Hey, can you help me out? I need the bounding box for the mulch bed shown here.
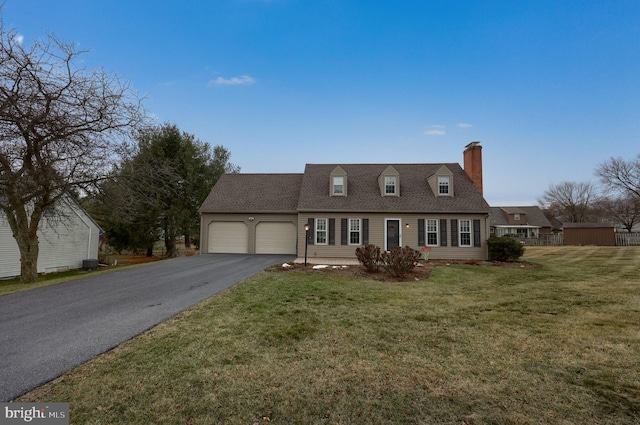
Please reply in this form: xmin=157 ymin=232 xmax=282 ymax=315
xmin=269 ymin=259 xmax=539 ymax=283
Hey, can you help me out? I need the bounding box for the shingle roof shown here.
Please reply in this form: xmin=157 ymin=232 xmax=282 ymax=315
xmin=489 ymin=206 xmax=552 ymax=227
xmin=297 ymin=163 xmax=490 ymax=213
xmin=199 ymin=173 xmax=303 ymax=213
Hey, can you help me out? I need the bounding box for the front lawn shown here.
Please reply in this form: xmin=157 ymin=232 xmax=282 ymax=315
xmin=19 ymin=246 xmax=640 ymax=424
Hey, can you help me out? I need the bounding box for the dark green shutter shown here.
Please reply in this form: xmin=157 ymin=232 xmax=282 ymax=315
xmin=473 ymin=219 xmax=481 ymax=247
xmin=307 ymin=218 xmax=314 ymax=245
xmin=451 ymin=219 xmax=458 ymax=247
xmin=362 ymin=218 xmax=369 ymax=245
xmin=329 ymin=218 xmax=336 ymax=245
xmin=440 ymin=219 xmax=447 ymax=247
xmin=418 ymin=219 xmax=425 ymax=246
xmin=341 ymin=218 xmax=348 ymax=245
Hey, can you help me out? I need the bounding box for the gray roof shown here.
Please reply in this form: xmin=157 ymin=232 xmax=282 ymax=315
xmin=489 ymin=206 xmax=552 ymax=227
xmin=201 ymin=163 xmax=491 ymax=215
xmin=199 ymin=173 xmax=303 ymax=213
xmin=297 ymin=163 xmax=489 ymax=213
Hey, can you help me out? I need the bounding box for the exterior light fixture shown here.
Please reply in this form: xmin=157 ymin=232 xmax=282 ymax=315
xmin=248 ymin=216 xmax=255 ymax=221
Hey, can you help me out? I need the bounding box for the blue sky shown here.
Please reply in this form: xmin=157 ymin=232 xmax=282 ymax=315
xmin=4 ymin=0 xmax=639 ymax=205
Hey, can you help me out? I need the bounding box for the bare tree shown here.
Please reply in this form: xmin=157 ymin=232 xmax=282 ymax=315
xmin=597 ymin=195 xmax=640 ymax=232
xmin=0 ymin=19 xmax=144 ymax=283
xmin=596 ymin=155 xmax=640 ymax=199
xmin=538 ymin=181 xmax=599 ymax=223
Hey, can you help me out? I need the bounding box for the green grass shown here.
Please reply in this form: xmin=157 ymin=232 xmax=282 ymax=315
xmin=0 ymin=255 xmax=162 ymax=296
xmin=19 ymin=246 xmax=640 ymax=424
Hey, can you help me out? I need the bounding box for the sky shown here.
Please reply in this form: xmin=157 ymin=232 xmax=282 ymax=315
xmin=3 ymin=0 xmax=639 ymax=206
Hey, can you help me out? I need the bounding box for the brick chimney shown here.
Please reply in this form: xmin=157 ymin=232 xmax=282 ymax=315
xmin=463 ymin=141 xmax=483 ymax=195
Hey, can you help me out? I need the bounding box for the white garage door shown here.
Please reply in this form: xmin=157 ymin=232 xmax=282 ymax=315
xmin=208 ymin=222 xmax=248 ymax=253
xmin=255 ymin=222 xmax=297 ymax=254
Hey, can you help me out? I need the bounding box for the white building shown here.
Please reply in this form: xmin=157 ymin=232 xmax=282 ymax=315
xmin=0 ymin=199 xmax=102 ymax=279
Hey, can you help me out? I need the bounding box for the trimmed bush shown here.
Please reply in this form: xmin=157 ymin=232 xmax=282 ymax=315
xmin=355 ymin=244 xmax=382 ymax=273
xmin=381 ymin=246 xmax=422 ymax=278
xmin=487 ymin=236 xmax=526 ymax=262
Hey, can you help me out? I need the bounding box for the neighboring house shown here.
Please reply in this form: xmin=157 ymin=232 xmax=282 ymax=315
xmin=0 ymin=198 xmax=102 ymax=279
xmin=488 ymin=206 xmax=552 ymax=238
xmin=199 ymin=142 xmax=491 ymax=261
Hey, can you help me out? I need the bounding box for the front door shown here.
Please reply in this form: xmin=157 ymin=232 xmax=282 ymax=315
xmin=385 ymin=219 xmax=401 ymax=251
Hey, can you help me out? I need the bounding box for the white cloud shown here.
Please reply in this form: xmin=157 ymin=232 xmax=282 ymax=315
xmin=424 ymin=125 xmax=446 ymax=136
xmin=208 ymin=75 xmax=255 ymax=86
xmin=13 ymin=34 xmax=24 ymax=45
xmin=456 ymin=122 xmax=473 ymax=128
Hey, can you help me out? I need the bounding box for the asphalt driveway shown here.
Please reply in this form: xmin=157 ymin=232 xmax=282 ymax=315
xmin=0 ymin=254 xmax=294 ymax=401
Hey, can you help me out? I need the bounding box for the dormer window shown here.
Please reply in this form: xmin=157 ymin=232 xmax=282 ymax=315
xmin=330 ymin=166 xmax=347 ymax=196
xmin=379 ymin=165 xmax=400 ymax=197
xmin=385 ymin=176 xmax=397 ymax=195
xmin=438 ymin=176 xmax=450 ymax=195
xmin=333 ymin=176 xmax=344 ymax=195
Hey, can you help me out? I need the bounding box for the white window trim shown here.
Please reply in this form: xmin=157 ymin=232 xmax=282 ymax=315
xmin=459 ymin=219 xmax=472 ymax=247
xmin=437 ymin=175 xmax=451 ymax=196
xmin=348 ymin=218 xmax=361 ymax=246
xmin=315 ymin=218 xmax=328 ymax=245
xmin=332 ymin=176 xmax=345 ymax=196
xmin=426 ymin=218 xmax=439 ymax=246
xmin=384 ymin=175 xmax=397 ymax=195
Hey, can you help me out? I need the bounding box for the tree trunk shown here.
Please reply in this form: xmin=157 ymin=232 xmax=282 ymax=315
xmin=17 ymin=234 xmax=40 ymax=284
xmin=164 ymin=220 xmax=178 ymax=258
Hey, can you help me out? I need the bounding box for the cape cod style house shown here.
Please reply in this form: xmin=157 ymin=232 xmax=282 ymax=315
xmin=199 ymin=142 xmax=491 ymax=261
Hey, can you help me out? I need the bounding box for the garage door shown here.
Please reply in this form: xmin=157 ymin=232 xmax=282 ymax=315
xmin=255 ymin=222 xmax=297 ymax=254
xmin=208 ymin=222 xmax=248 ymax=253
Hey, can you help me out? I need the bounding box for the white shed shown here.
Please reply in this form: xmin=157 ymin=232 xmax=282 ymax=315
xmin=0 ymin=199 xmax=102 ymax=279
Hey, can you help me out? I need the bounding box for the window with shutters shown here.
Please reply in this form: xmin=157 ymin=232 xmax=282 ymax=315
xmin=349 ymin=218 xmax=361 ymax=245
xmin=459 ymin=219 xmax=472 ymax=247
xmin=426 ymin=219 xmax=438 ymax=246
xmin=315 ymin=218 xmax=328 ymax=245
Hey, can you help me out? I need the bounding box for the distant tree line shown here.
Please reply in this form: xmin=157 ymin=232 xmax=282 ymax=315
xmin=539 ymin=155 xmax=640 ymax=231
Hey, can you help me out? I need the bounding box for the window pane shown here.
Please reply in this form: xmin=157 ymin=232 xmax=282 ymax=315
xmin=385 ymin=176 xmax=396 ymax=194
xmin=316 ymin=218 xmax=327 ymax=244
xmin=333 ymin=176 xmax=344 ymax=194
xmin=438 ymin=176 xmax=449 ymax=194
xmin=460 ymin=219 xmax=471 ymax=246
xmin=426 ymin=219 xmax=438 ymax=246
xmin=349 ymin=219 xmax=360 ymax=244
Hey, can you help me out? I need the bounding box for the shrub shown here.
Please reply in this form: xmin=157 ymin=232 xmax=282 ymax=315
xmin=487 ymin=236 xmax=526 ymax=262
xmin=355 ymin=244 xmax=382 ymax=273
xmin=381 ymin=246 xmax=422 ymax=278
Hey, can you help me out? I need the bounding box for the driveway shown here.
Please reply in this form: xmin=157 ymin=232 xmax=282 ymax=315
xmin=0 ymin=254 xmax=294 ymax=401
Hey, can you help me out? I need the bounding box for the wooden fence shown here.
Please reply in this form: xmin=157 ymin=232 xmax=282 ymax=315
xmin=522 ymin=234 xmax=563 ymax=246
xmin=615 ymin=233 xmax=640 ymax=246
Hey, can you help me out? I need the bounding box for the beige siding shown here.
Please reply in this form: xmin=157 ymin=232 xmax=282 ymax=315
xmin=200 ymin=213 xmax=298 ymax=254
xmin=298 ymin=213 xmax=489 ymax=261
